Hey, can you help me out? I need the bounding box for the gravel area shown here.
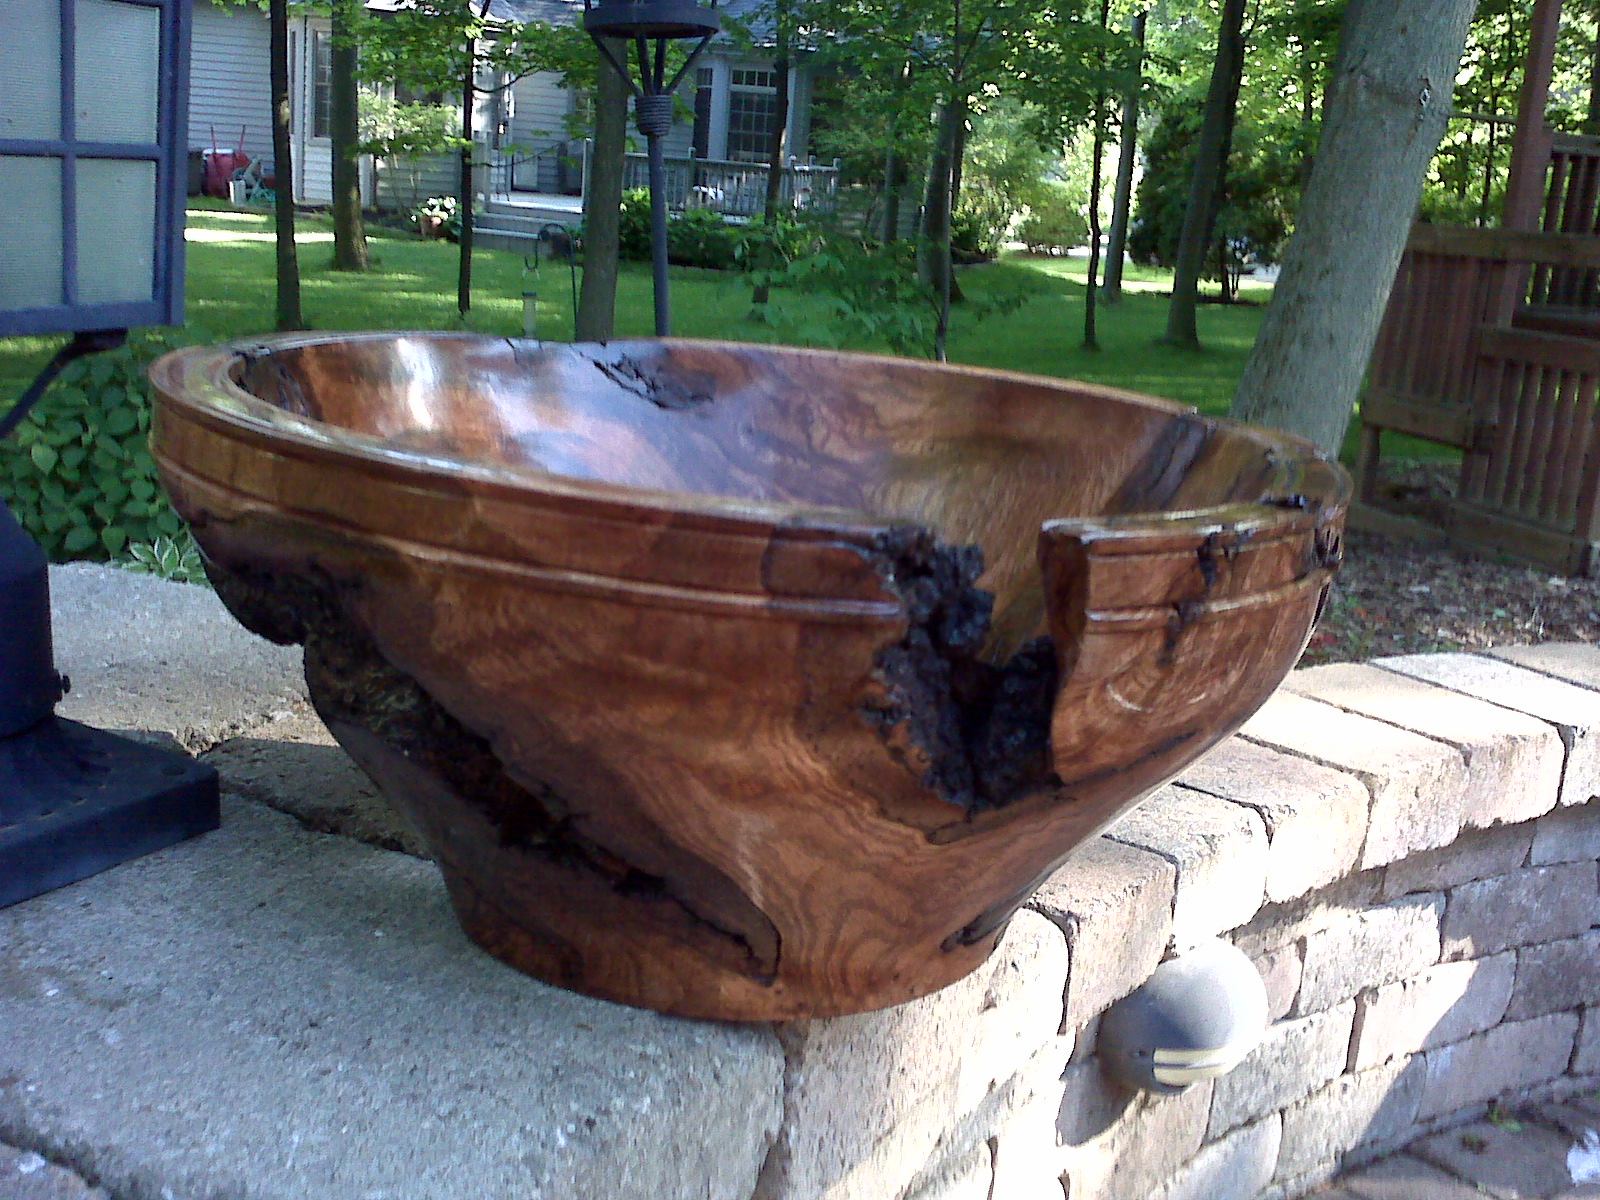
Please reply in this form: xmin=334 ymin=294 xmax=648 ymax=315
xmin=1307 ymin=461 xmax=1600 ymax=664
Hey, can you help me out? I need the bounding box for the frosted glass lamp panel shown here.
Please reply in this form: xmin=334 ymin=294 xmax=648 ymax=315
xmin=76 ymin=0 xmax=161 ymax=144
xmin=0 ymin=158 xmax=65 ymax=310
xmin=77 ymin=159 xmax=156 ymax=304
xmin=0 ymin=0 xmax=63 ymax=141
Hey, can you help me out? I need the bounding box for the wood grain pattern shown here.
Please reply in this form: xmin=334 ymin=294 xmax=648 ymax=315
xmin=147 ymin=334 xmax=1348 ymax=1020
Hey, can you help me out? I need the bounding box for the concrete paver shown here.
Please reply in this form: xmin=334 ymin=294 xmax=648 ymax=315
xmin=47 ymin=563 xmax=304 ymax=748
xmin=0 ymin=798 xmax=785 ymax=1200
xmin=0 ymin=1144 xmax=106 ymax=1200
xmin=1339 ymin=1152 xmax=1492 ymax=1199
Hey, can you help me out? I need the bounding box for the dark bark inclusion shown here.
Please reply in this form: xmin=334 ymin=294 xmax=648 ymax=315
xmin=203 ymin=558 xmax=782 ymax=986
xmin=861 ymin=526 xmax=1061 ymax=814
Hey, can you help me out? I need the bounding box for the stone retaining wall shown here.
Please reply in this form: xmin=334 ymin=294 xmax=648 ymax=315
xmin=2 ymin=566 xmax=1597 ymax=1200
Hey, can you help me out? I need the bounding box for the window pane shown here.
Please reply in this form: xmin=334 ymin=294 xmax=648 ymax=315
xmin=76 ymin=0 xmax=161 ymax=144
xmin=77 ymin=158 xmax=155 ymax=304
xmin=312 ymin=31 xmax=332 ymax=139
xmin=727 ymin=90 xmax=776 ymax=162
xmin=0 ymin=156 xmax=64 ymax=309
xmin=0 ymin=0 xmax=62 ymax=141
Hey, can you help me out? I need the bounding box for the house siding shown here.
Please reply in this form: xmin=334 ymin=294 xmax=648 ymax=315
xmin=187 ymin=0 xmax=273 ymax=171
xmin=507 ymin=70 xmax=575 ymax=192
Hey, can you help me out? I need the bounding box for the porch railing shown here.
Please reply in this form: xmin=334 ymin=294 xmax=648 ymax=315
xmin=486 ymin=140 xmax=839 ymax=218
xmin=618 ymin=153 xmax=840 ymax=218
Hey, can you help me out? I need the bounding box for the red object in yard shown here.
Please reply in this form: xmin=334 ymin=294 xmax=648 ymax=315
xmin=203 ymin=126 xmax=250 ymax=198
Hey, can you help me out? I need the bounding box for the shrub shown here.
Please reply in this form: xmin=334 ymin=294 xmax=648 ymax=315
xmin=1018 ymin=186 xmax=1088 ymax=256
xmin=0 ymin=331 xmax=191 ymax=562
xmin=669 ymin=206 xmax=740 ymax=270
xmin=615 ymin=189 xmax=749 ymax=272
xmin=618 ymin=188 xmax=653 ymax=260
xmin=951 ymin=194 xmax=1013 ymax=264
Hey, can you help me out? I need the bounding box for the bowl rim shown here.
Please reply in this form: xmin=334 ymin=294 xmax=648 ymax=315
xmin=147 ymin=332 xmax=1351 ymax=542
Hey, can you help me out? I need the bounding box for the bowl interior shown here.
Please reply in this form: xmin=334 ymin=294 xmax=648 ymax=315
xmin=224 ymin=335 xmax=1319 ymax=656
xmin=233 ymin=335 xmax=1294 ymax=525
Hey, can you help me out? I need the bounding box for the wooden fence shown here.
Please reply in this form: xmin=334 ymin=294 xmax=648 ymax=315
xmin=1365 ymin=222 xmax=1600 ymax=575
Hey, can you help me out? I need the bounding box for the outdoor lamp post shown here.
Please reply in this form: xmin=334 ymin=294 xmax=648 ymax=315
xmin=0 ymin=0 xmax=219 ymax=908
xmin=582 ymin=0 xmax=722 ymax=337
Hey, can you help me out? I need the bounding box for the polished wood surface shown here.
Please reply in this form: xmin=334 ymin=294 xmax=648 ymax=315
xmin=148 ymin=334 xmax=1348 ymax=1020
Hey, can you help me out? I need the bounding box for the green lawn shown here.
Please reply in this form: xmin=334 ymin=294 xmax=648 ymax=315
xmin=0 ymin=205 xmax=1273 ymax=416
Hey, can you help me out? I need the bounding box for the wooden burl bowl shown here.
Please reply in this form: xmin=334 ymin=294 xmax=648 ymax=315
xmin=148 ymin=334 xmax=1349 ymax=1021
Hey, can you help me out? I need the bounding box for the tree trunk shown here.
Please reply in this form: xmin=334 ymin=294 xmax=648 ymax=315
xmin=1297 ymin=26 xmax=1317 ymax=188
xmin=1084 ymin=109 xmax=1106 ymax=349
xmin=949 ymin=109 xmax=969 ymax=211
xmin=1083 ymin=0 xmax=1111 ymax=348
xmin=1164 ymin=0 xmax=1247 ymax=348
xmin=330 ymin=0 xmax=368 ymax=272
xmin=269 ymin=0 xmax=303 ymax=331
xmin=1588 ymin=21 xmax=1600 ymax=135
xmin=1102 ymin=9 xmax=1146 ymax=305
xmin=753 ymin=26 xmax=792 ymax=308
xmin=1229 ymin=0 xmax=1477 ymax=457
xmin=576 ymin=42 xmax=628 ymax=342
xmin=882 ymin=142 xmax=900 ymax=242
xmin=457 ymin=57 xmax=476 ymax=318
xmin=922 ymin=95 xmax=966 ymax=361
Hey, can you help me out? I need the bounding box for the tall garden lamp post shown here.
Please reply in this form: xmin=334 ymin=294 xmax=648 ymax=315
xmin=0 ymin=0 xmax=219 ymax=908
xmin=582 ymin=0 xmax=722 ymax=337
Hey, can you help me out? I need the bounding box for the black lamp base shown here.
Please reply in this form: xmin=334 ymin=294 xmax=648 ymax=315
xmin=0 ymin=716 xmax=220 ymax=909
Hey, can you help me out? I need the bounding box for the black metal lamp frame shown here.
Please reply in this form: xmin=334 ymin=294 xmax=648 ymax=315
xmin=583 ymin=0 xmax=722 ymax=337
xmin=0 ymin=344 xmax=219 ymax=909
xmin=1 ymin=0 xmax=218 ymax=909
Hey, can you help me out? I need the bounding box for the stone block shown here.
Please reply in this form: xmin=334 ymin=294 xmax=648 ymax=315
xmin=1209 ymin=1001 xmax=1355 ymax=1137
xmin=1104 ymin=785 xmax=1268 ymax=947
xmin=1531 ymin=800 xmax=1600 ymax=865
xmin=1288 ymin=662 xmax=1563 ymax=831
xmin=1418 ymin=1013 xmax=1581 ymax=1121
xmin=0 ymin=1145 xmax=108 ymax=1200
xmin=1507 ymin=932 xmax=1600 ymax=1020
xmin=1578 ymin=1008 xmax=1600 ymax=1074
xmin=1056 ymin=1064 xmax=1213 ymax=1200
xmin=0 ymin=800 xmax=785 ymax=1200
xmin=1297 ymin=895 xmax=1444 ymax=1016
xmin=1232 ymin=873 xmax=1386 ymax=963
xmin=1488 ymin=642 xmax=1600 ymax=691
xmin=1239 ymin=691 xmax=1466 ymax=869
xmin=1149 ymin=1115 xmax=1281 ymax=1200
xmin=1375 ymin=653 xmax=1600 ymax=809
xmin=1412 ymin=1119 xmax=1579 ymax=1198
xmin=1176 ymin=737 xmax=1368 ymax=903
xmin=1253 ymin=942 xmax=1304 ymax=1023
xmin=49 ymin=563 xmax=305 ymax=749
xmin=1440 ymin=862 xmax=1598 ymax=959
xmin=1339 ymin=1152 xmax=1495 ymax=1200
xmin=1277 ymin=1057 xmax=1428 ymax=1181
xmin=758 ymin=910 xmax=1070 ymax=1200
xmin=1380 ymin=824 xmax=1533 ymax=901
xmin=203 ymin=705 xmax=428 ymax=857
xmin=901 ymin=1144 xmax=996 ymax=1200
xmin=1030 ymin=838 xmax=1176 ymax=1031
xmin=1349 ymin=955 xmax=1516 ymax=1072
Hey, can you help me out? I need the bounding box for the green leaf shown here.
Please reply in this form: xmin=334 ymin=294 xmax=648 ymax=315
xmin=100 ymin=526 xmax=128 ymax=555
xmin=30 ymin=444 xmax=58 ymax=474
xmin=62 ymin=525 xmax=97 ymax=554
xmin=104 ymin=407 xmax=138 ymax=437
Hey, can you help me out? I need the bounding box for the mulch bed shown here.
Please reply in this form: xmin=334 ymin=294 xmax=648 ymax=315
xmin=1303 ymin=462 xmax=1600 ymax=664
